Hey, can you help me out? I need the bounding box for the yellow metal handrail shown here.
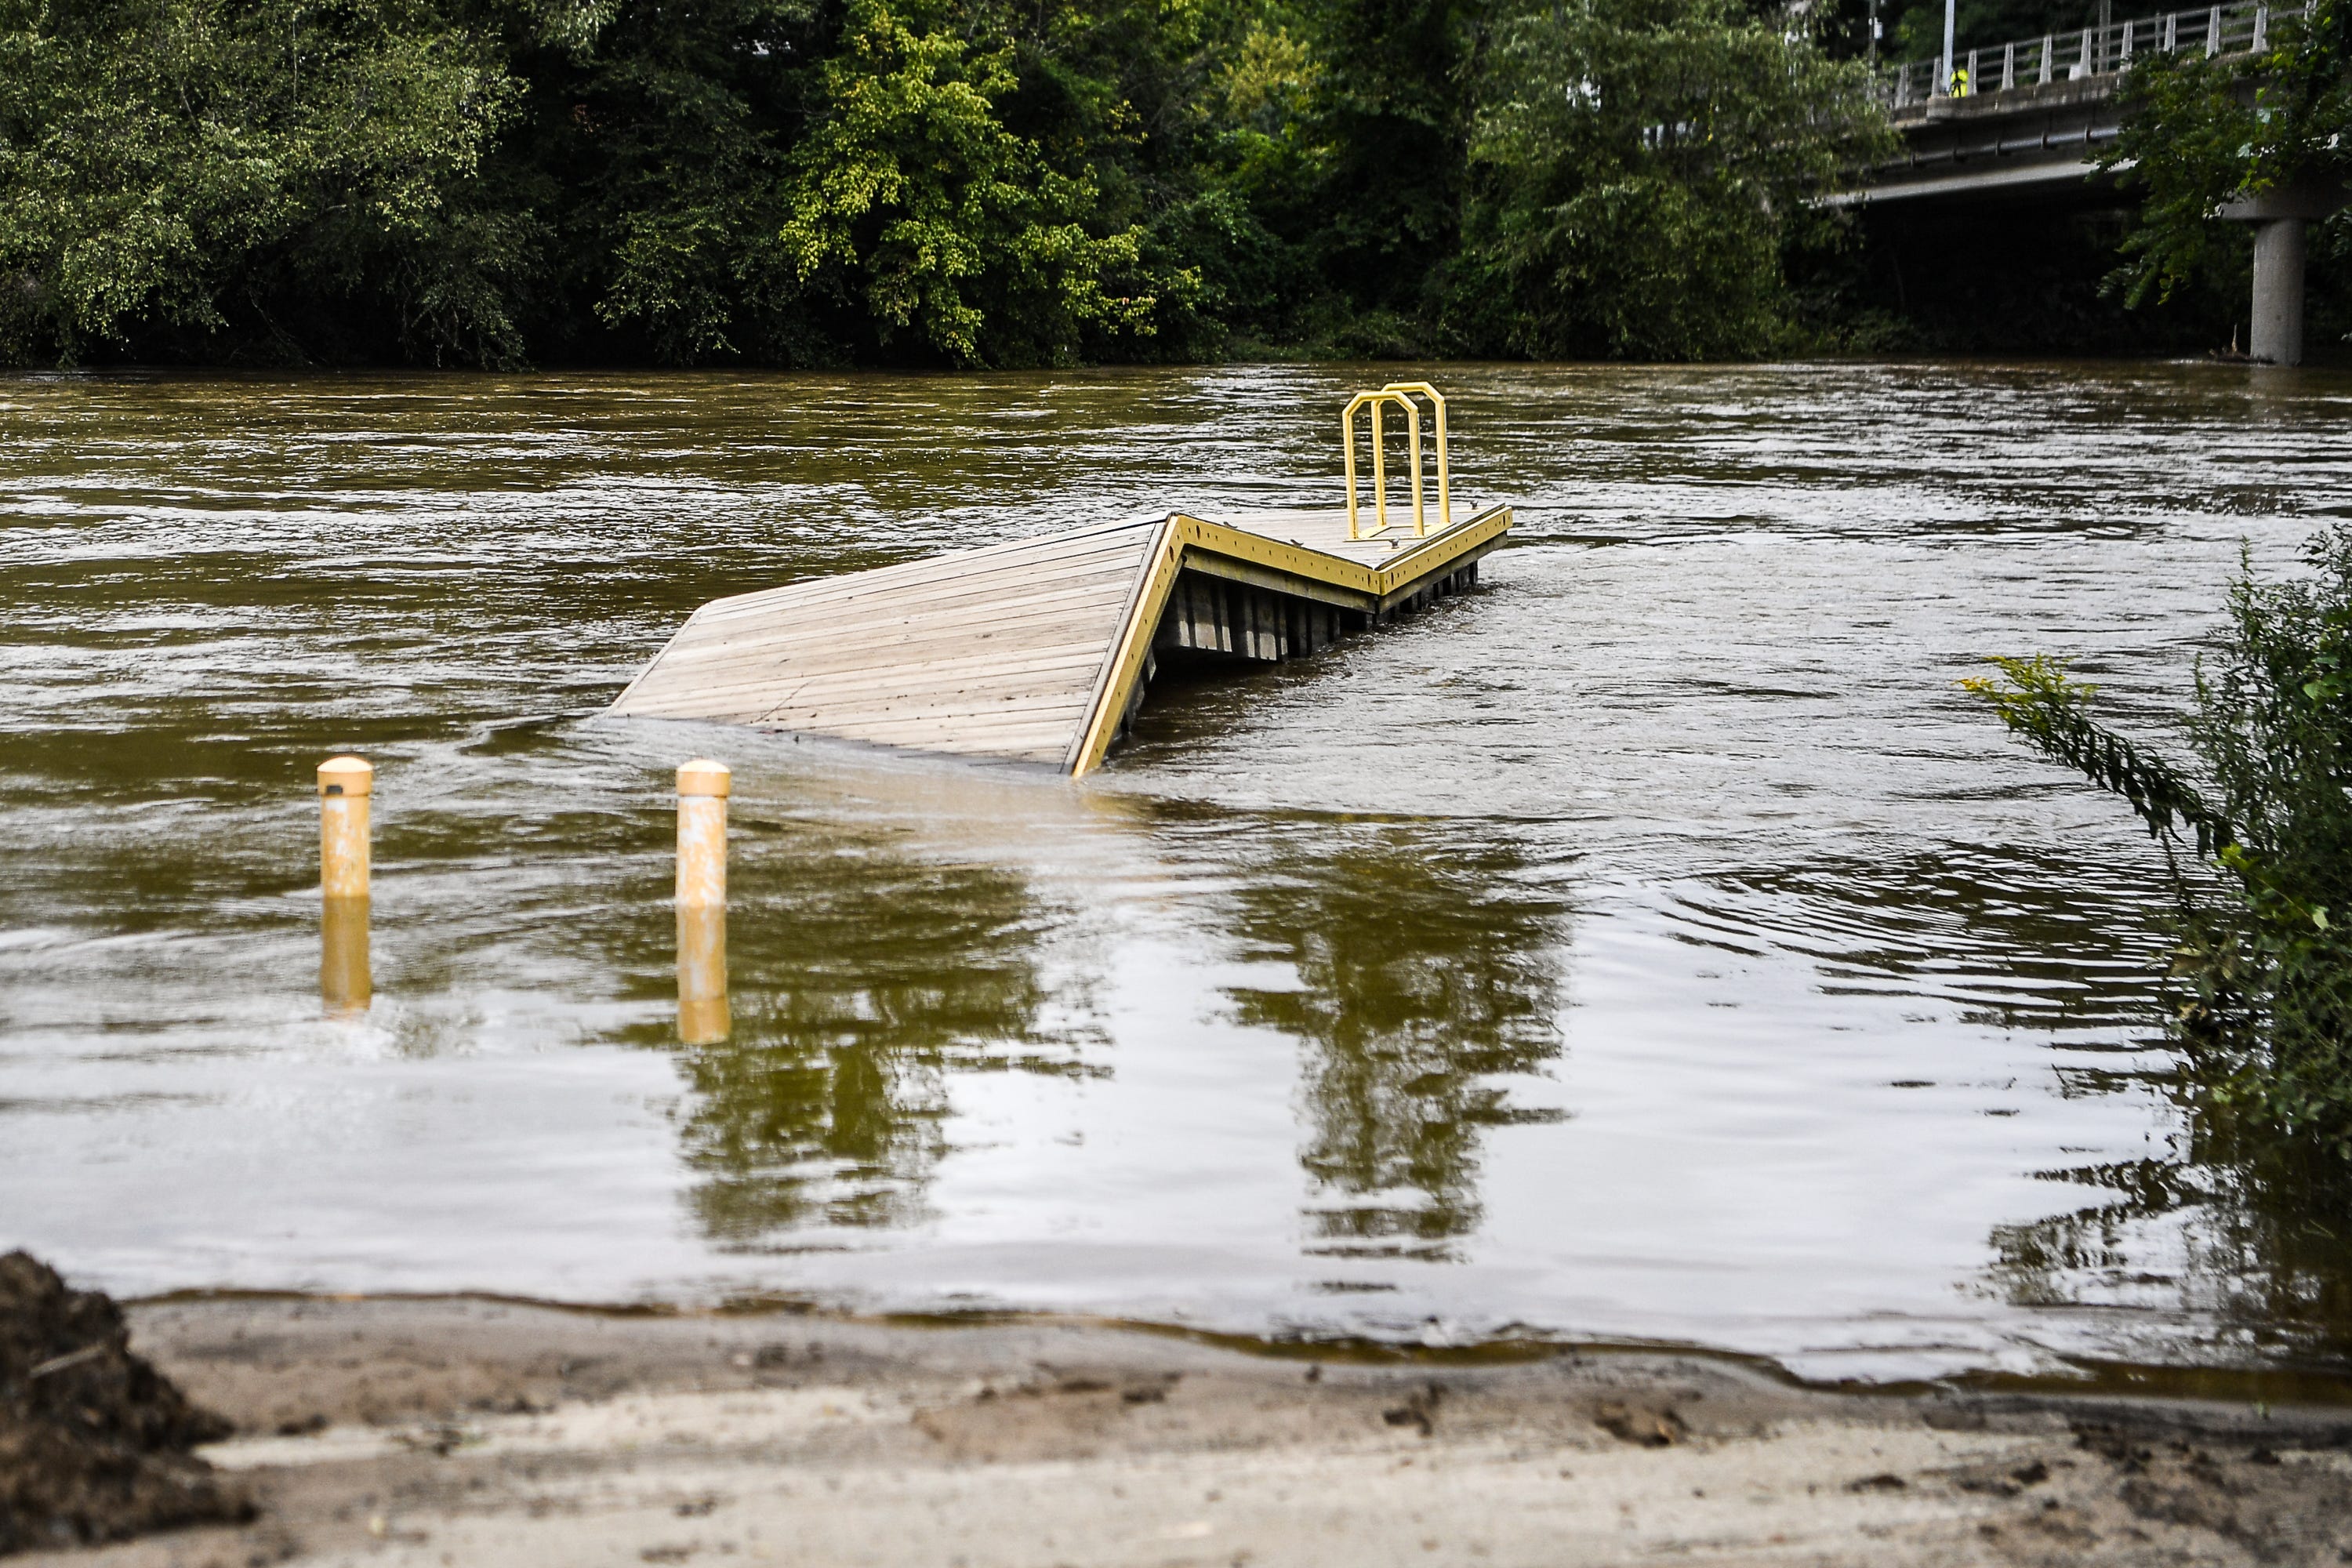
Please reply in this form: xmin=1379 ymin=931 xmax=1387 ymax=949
xmin=1381 ymin=382 xmax=1450 ymax=532
xmin=1342 ymin=390 xmax=1417 ymax=540
xmin=1341 ymin=382 xmax=1451 ymax=541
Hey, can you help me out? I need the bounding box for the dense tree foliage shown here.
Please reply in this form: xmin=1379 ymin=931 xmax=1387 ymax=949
xmin=1457 ymin=0 xmax=1890 ymax=358
xmin=0 ymin=0 xmax=528 ymax=362
xmin=0 ymin=0 xmax=1888 ymax=366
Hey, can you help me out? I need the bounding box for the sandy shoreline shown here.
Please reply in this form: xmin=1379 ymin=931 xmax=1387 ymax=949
xmin=20 ymin=1295 xmax=2352 ymax=1566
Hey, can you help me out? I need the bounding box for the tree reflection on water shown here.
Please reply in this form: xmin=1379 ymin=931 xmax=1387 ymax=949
xmin=1986 ymin=1123 xmax=2352 ymax=1369
xmin=664 ymin=833 xmax=1100 ymax=1244
xmin=1737 ymin=844 xmax=2352 ymax=1369
xmin=1218 ymin=823 xmax=1570 ymax=1259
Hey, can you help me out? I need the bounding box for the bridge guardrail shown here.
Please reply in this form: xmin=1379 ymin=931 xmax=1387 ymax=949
xmin=1872 ymin=0 xmax=2311 ymax=107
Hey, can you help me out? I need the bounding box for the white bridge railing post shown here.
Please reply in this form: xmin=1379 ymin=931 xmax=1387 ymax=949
xmin=1878 ymin=0 xmax=2281 ymax=107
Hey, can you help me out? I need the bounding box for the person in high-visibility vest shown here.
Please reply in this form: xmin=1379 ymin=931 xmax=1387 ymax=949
xmin=1951 ymin=65 xmax=1970 ymax=96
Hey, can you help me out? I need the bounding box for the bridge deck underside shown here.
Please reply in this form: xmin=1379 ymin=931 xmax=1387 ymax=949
xmin=1834 ymin=76 xmax=2125 ymax=207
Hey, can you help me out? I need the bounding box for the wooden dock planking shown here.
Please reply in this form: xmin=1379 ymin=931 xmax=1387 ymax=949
xmin=611 ymin=520 xmax=1160 ymax=755
xmin=689 ymin=548 xmax=1149 ymax=637
xmin=683 ymin=525 xmax=1154 ymax=623
xmin=612 ymin=503 xmax=1511 ymax=775
xmin=642 ymin=593 xmax=1138 ymax=694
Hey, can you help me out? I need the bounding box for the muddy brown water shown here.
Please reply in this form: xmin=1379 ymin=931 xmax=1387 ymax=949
xmin=4 ymin=363 xmax=2350 ymax=1387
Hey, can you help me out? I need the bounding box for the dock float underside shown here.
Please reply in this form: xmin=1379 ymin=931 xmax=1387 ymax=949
xmin=610 ymin=503 xmax=1511 ymax=775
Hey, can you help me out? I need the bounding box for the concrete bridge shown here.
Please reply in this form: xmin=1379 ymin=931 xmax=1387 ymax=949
xmin=1835 ymin=0 xmax=2339 ymax=364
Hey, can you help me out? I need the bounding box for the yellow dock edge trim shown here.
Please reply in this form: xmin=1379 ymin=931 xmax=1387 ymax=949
xmin=1173 ymin=506 xmax=1509 ymax=602
xmin=1065 ymin=516 xmax=1186 ymax=776
xmin=1368 ymin=506 xmax=1512 ymax=599
xmin=1063 ymin=503 xmax=1513 ymax=777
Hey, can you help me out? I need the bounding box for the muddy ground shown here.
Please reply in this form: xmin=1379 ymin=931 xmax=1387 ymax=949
xmin=0 ymin=1255 xmax=248 ymax=1555
xmin=13 ymin=1294 xmax=2352 ymax=1567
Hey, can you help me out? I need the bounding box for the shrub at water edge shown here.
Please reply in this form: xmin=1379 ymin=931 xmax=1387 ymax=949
xmin=1966 ymin=524 xmax=2352 ymax=1159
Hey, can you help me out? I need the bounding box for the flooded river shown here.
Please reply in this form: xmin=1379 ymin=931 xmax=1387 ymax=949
xmin=5 ymin=362 xmax=2350 ymax=1386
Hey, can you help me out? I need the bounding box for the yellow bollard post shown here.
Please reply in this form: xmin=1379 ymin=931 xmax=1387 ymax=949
xmin=676 ymin=759 xmax=730 ymax=1045
xmin=318 ymin=756 xmax=372 ymax=895
xmin=321 ymin=897 xmax=370 ymax=1017
xmin=317 ymin=756 xmax=372 ymax=1016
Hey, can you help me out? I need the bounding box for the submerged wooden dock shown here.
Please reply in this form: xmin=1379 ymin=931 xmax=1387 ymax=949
xmin=612 ymin=384 xmax=1509 ymax=775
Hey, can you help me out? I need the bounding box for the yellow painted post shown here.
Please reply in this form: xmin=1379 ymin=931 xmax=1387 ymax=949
xmin=676 ymin=759 xmax=730 ymax=1045
xmin=317 ymin=756 xmax=372 ymax=1016
xmin=321 ymin=897 xmax=370 ymax=1017
xmin=1341 ymin=390 xmax=1423 ymax=540
xmin=1382 ymin=382 xmax=1449 ymax=532
xmin=318 ymin=756 xmax=372 ymax=896
xmin=1408 ymin=403 xmax=1425 ymax=535
xmin=1343 ymin=402 xmax=1362 ymax=540
xmin=1384 ymin=389 xmax=1426 ymax=535
xmin=677 ymin=759 xmax=728 ymax=906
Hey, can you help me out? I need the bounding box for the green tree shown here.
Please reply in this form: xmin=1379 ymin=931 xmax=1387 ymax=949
xmin=1881 ymin=0 xmax=2100 ymax=69
xmin=776 ymin=0 xmax=1156 ymax=365
xmin=0 ymin=0 xmax=1921 ymax=364
xmin=2101 ymin=0 xmax=2350 ymax=323
xmin=1302 ymin=0 xmax=1483 ymax=333
xmin=1452 ymin=0 xmax=1890 ymax=359
xmin=0 ymin=0 xmax=529 ymax=364
xmin=527 ymin=0 xmax=827 ymax=365
xmin=1017 ymin=1 xmax=1299 ymax=356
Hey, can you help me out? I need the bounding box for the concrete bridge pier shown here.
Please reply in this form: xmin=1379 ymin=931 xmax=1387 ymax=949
xmin=1847 ymin=4 xmax=2347 ymax=365
xmin=2221 ymin=180 xmax=2347 ymax=365
xmin=2249 ymin=217 xmax=2307 ymax=365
